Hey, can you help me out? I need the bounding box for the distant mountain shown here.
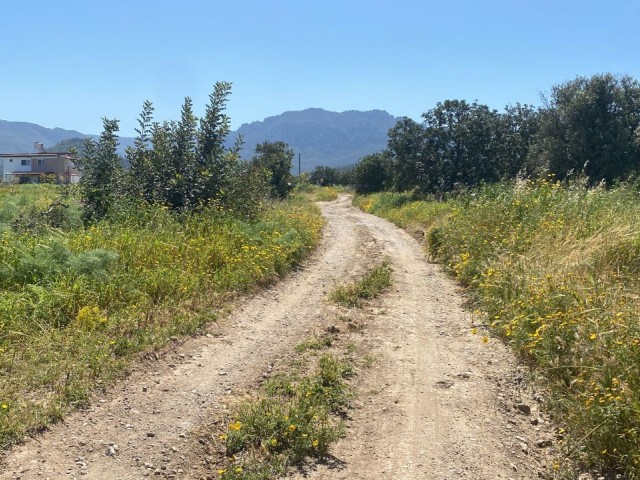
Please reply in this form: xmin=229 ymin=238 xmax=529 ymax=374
xmin=228 ymin=108 xmax=399 ymax=172
xmin=0 ymin=121 xmax=135 ymax=155
xmin=45 ymin=137 xmax=87 ymax=154
xmin=1 ymin=108 xmax=400 ymax=171
xmin=0 ymin=120 xmax=87 ymax=153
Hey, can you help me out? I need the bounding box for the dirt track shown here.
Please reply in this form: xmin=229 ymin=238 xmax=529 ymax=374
xmin=1 ymin=195 xmax=555 ymax=479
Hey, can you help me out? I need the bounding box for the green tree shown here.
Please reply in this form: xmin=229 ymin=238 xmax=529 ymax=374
xmin=496 ymin=103 xmax=540 ymax=177
xmin=194 ymin=81 xmax=242 ymax=206
xmin=76 ymin=118 xmax=123 ymax=222
xmin=388 ymin=101 xmax=536 ymax=195
xmin=166 ymin=97 xmax=198 ymax=209
xmin=387 ymin=118 xmax=427 ymax=192
xmin=80 ymin=81 xmax=273 ymax=219
xmin=252 ymin=141 xmax=294 ymax=198
xmin=536 ymin=74 xmax=640 ymax=183
xmin=126 ymin=100 xmax=155 ymax=202
xmin=309 ymin=166 xmax=339 ymax=186
xmin=421 ymin=100 xmax=502 ymax=192
xmin=354 ymin=152 xmax=392 ymax=194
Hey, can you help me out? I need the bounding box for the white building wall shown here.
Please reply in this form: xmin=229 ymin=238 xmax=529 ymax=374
xmin=5 ymin=158 xmax=33 ymax=173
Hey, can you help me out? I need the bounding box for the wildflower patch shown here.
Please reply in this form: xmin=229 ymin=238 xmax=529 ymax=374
xmin=356 ymin=180 xmax=640 ymax=476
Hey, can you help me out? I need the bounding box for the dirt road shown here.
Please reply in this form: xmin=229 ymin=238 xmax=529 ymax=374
xmin=1 ymin=195 xmax=554 ymax=479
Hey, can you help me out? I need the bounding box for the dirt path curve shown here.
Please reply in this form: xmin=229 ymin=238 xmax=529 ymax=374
xmin=1 ymin=195 xmax=551 ymax=480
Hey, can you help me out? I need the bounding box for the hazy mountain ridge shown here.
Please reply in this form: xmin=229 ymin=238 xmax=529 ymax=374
xmin=1 ymin=108 xmax=399 ymax=171
xmin=0 ymin=121 xmax=136 ymax=155
xmin=229 ymin=108 xmax=399 ymax=171
xmin=0 ymin=120 xmax=87 ymax=153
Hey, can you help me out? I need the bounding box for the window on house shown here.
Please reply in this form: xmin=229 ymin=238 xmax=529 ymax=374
xmin=37 ymin=159 xmax=45 ymax=166
xmin=21 ymin=159 xmax=31 ymax=166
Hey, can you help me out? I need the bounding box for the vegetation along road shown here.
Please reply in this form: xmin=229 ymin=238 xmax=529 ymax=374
xmin=1 ymin=195 xmax=555 ymax=479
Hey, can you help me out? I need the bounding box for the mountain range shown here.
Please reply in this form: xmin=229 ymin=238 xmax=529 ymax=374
xmin=228 ymin=108 xmax=398 ymax=171
xmin=0 ymin=120 xmax=87 ymax=153
xmin=0 ymin=108 xmax=400 ymax=172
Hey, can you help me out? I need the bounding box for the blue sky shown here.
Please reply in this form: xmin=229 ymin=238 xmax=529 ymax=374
xmin=2 ymin=0 xmax=639 ymax=137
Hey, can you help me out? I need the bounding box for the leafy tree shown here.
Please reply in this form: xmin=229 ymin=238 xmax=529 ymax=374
xmin=213 ymin=154 xmax=271 ymax=219
xmin=496 ymin=103 xmax=540 ymax=177
xmin=336 ymin=167 xmax=355 ymax=186
xmin=421 ymin=100 xmax=502 ymax=191
xmin=252 ymin=141 xmax=294 ymax=198
xmin=77 ymin=81 xmax=275 ymax=220
xmin=196 ymin=81 xmax=234 ymax=203
xmin=387 ymin=101 xmax=539 ymax=195
xmin=387 ymin=118 xmax=428 ymax=192
xmin=354 ymin=152 xmax=392 ymax=194
xmin=309 ymin=166 xmax=339 ymax=186
xmin=165 ymin=97 xmax=198 ymax=209
xmin=536 ymin=74 xmax=640 ymax=183
xmin=76 ymin=118 xmax=123 ymax=222
xmin=126 ymin=100 xmax=155 ymax=202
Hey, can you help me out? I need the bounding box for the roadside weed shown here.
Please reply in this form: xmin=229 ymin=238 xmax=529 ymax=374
xmin=218 ymin=354 xmax=350 ymax=479
xmin=295 ymin=335 xmax=333 ymax=352
xmin=357 ymin=179 xmax=640 ymax=476
xmin=330 ymin=263 xmax=392 ymax=307
xmin=313 ymin=187 xmax=339 ymax=202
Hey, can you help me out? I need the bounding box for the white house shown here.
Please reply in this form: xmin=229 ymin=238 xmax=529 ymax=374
xmin=0 ymin=143 xmax=81 ymax=184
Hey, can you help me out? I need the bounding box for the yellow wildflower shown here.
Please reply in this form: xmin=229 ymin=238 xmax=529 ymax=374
xmin=228 ymin=421 xmax=242 ymax=431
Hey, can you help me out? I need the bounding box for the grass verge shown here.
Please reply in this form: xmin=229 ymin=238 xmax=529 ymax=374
xmin=356 ymin=179 xmax=640 ymax=477
xmin=0 ymin=185 xmax=324 ymax=448
xmin=313 ymin=187 xmax=339 ymax=202
xmin=291 ymin=184 xmax=342 ymax=202
xmin=330 ymin=263 xmax=392 ymax=307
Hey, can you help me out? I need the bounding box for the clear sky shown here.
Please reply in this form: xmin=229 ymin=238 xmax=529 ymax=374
xmin=2 ymin=0 xmax=639 ymax=137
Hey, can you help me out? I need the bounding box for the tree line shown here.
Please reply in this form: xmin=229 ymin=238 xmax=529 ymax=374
xmin=75 ymin=82 xmax=294 ymax=222
xmin=312 ymin=73 xmax=640 ymax=195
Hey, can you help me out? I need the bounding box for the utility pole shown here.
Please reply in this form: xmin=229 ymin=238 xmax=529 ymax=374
xmin=298 ymin=153 xmax=301 ymax=176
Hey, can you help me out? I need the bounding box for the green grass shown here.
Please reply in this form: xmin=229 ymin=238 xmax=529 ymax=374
xmin=329 ymin=263 xmax=392 ymax=307
xmin=0 ymin=184 xmax=324 ymax=447
xmin=295 ymin=335 xmax=334 ymax=352
xmin=0 ymin=184 xmax=82 ymax=233
xmin=356 ymin=178 xmax=640 ymax=477
xmin=216 ymin=354 xmax=351 ymax=479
